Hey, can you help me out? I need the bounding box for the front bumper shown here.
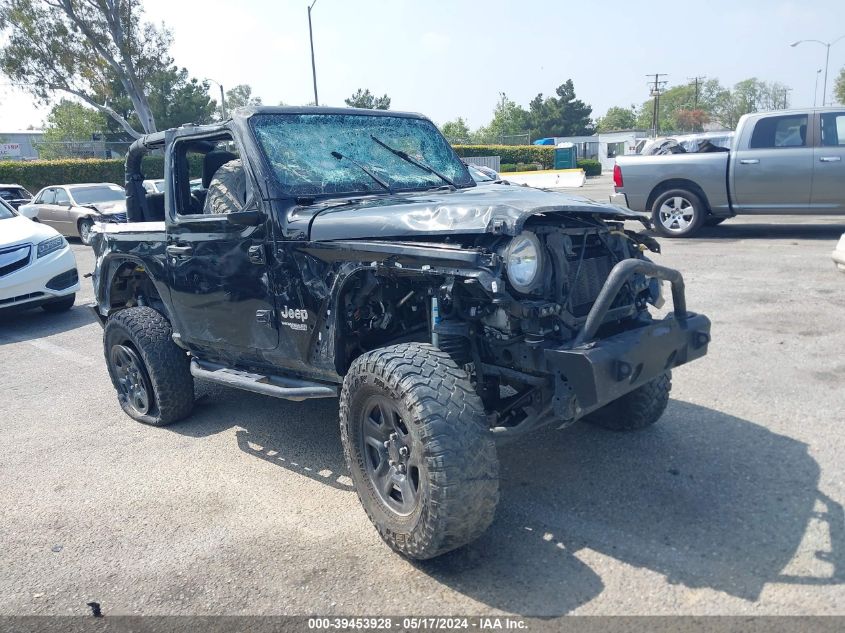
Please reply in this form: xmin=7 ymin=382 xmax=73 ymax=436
xmin=0 ymin=245 xmax=80 ymax=310
xmin=545 ymin=258 xmax=711 ymax=417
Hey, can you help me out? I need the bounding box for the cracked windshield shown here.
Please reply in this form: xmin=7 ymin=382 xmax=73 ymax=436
xmin=251 ymin=113 xmax=474 ymax=196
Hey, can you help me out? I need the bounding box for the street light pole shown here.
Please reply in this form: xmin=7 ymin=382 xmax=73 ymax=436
xmin=308 ymin=0 xmax=319 ymax=106
xmin=814 ymin=68 xmax=823 ymax=107
xmin=205 ymin=78 xmax=226 ymax=119
xmin=790 ymin=36 xmax=845 ymax=106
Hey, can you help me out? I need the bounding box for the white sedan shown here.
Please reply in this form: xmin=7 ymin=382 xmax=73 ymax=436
xmin=0 ymin=199 xmax=80 ymax=313
xmin=834 ymin=234 xmax=845 ymax=273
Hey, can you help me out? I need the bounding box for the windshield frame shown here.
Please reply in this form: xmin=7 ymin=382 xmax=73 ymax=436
xmin=248 ymin=111 xmax=475 ymax=199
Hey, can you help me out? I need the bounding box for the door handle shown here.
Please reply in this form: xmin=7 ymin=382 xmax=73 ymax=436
xmin=166 ymin=244 xmax=193 ymax=257
xmin=739 ymin=159 xmax=759 ymax=165
xmin=819 ymin=156 xmax=842 ymax=162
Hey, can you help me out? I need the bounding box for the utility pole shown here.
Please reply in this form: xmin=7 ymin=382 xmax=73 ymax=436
xmin=688 ymin=75 xmax=706 ymax=109
xmin=308 ymin=0 xmax=319 ymax=106
xmin=781 ymin=87 xmax=792 ymax=109
xmin=647 ymin=74 xmax=668 ymax=138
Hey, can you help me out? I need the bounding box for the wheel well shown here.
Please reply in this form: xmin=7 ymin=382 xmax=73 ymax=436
xmin=646 ymin=179 xmax=712 ymax=215
xmin=107 ymin=261 xmax=167 ymax=316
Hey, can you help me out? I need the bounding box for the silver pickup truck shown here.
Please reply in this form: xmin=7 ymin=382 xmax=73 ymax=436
xmin=612 ymin=107 xmax=845 ymax=237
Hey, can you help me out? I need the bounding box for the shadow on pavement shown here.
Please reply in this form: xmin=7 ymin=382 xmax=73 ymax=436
xmin=168 ymin=384 xmax=841 ymax=616
xmin=418 ymin=400 xmax=841 ymax=615
xmin=0 ymin=304 xmax=97 ymax=344
xmin=680 ymin=221 xmax=845 ymax=242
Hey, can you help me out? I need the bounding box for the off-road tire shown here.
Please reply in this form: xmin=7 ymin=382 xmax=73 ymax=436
xmin=204 ymin=159 xmax=246 ymax=215
xmin=583 ymin=372 xmax=671 ymax=431
xmin=340 ymin=343 xmax=499 ymax=560
xmin=78 ymin=217 xmax=94 ymax=245
xmin=103 ymin=306 xmax=194 ymax=426
xmin=42 ymin=293 xmax=75 ymax=313
xmin=651 ymin=189 xmax=706 ymax=238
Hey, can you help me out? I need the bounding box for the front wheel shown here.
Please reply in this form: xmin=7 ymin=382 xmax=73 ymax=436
xmin=340 ymin=343 xmax=499 ymax=560
xmin=651 ymin=189 xmax=706 ymax=238
xmin=583 ymin=373 xmax=671 ymax=431
xmin=78 ymin=218 xmax=94 ymax=245
xmin=104 ymin=306 xmax=194 ymax=426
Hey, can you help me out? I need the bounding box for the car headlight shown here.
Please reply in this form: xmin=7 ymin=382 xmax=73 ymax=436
xmin=505 ymin=232 xmax=543 ymax=293
xmin=37 ymin=235 xmax=66 ymax=258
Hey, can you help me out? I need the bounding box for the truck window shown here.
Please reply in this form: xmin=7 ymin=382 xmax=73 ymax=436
xmin=820 ymin=112 xmax=845 ymax=146
xmin=749 ymin=114 xmax=808 ymax=149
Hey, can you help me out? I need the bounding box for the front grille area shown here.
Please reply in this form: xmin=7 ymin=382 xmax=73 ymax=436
xmin=46 ymin=268 xmax=78 ymax=291
xmin=0 ymin=291 xmax=43 ymax=306
xmin=0 ymin=244 xmax=31 ymax=277
xmin=104 ymin=212 xmax=127 ymax=223
xmin=568 ymin=254 xmax=613 ymax=316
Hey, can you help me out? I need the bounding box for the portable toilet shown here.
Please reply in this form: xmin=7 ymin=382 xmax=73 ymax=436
xmin=553 ymin=142 xmax=577 ymax=169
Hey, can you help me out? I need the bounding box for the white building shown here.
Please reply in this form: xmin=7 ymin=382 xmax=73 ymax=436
xmin=0 ymin=130 xmax=45 ymax=160
xmin=552 ymin=130 xmax=648 ymax=171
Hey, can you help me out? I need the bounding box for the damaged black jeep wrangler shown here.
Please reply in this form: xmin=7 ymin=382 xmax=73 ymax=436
xmin=91 ymin=107 xmax=711 ymax=559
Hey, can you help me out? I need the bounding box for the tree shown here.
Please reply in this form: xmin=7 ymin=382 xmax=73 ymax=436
xmin=38 ymin=98 xmax=105 ymax=158
xmin=440 ymin=117 xmax=471 ymax=142
xmin=0 ymin=0 xmax=176 ymax=137
xmin=345 ymin=88 xmax=390 ymax=110
xmin=526 ymin=79 xmax=594 ymax=138
xmin=836 ymin=67 xmax=845 ymax=105
xmin=475 ymin=93 xmax=530 ymax=143
xmin=596 ymin=106 xmax=637 ymax=132
xmin=93 ymin=63 xmax=216 ymax=136
xmin=224 ymin=83 xmax=262 ymax=116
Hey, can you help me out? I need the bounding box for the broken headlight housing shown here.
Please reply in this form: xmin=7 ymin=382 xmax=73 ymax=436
xmin=505 ymin=232 xmax=543 ymax=293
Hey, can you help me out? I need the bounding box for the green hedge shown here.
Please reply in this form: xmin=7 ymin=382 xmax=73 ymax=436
xmin=576 ymin=159 xmax=602 ymax=176
xmin=500 ymin=163 xmax=542 ymax=172
xmin=453 ymin=145 xmax=555 ymax=170
xmin=0 ymin=155 xmax=203 ymax=194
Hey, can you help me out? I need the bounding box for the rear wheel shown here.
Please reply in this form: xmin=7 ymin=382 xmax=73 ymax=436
xmin=104 ymin=306 xmax=194 ymax=426
xmin=42 ymin=293 xmax=75 ymax=313
xmin=78 ymin=218 xmax=94 ymax=245
xmin=340 ymin=343 xmax=499 ymax=559
xmin=583 ymin=373 xmax=671 ymax=431
xmin=651 ymin=189 xmax=706 ymax=238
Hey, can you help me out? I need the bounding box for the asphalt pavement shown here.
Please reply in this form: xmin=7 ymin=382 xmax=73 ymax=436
xmin=1 ymin=179 xmax=844 ymax=617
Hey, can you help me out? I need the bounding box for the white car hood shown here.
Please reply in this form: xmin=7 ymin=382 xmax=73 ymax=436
xmin=1 ymin=215 xmax=61 ymax=247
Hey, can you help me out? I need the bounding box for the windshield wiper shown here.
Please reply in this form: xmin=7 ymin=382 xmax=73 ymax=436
xmin=330 ymin=151 xmax=391 ymax=192
xmin=370 ymin=136 xmax=456 ymax=188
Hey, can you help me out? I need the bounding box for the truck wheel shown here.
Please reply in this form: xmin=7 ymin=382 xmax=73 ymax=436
xmin=78 ymin=218 xmax=94 ymax=245
xmin=651 ymin=189 xmax=706 ymax=238
xmin=103 ymin=306 xmax=194 ymax=426
xmin=42 ymin=293 xmax=75 ymax=313
xmin=340 ymin=343 xmax=499 ymax=560
xmin=583 ymin=373 xmax=671 ymax=431
xmin=204 ymin=159 xmax=246 ymax=215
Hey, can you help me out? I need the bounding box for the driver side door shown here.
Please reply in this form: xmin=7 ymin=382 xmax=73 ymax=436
xmin=164 ymin=134 xmax=278 ymax=359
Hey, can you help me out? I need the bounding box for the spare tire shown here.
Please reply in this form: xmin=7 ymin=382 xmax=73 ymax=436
xmin=204 ymin=159 xmax=246 ymax=215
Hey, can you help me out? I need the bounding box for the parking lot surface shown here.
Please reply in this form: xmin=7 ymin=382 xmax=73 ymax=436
xmin=2 ymin=183 xmax=844 ymax=617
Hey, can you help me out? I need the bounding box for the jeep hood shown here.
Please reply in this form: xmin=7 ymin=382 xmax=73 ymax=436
xmin=299 ymin=185 xmax=644 ymax=241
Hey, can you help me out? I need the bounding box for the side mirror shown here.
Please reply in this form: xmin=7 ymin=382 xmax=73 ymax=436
xmin=225 ymin=209 xmax=264 ymax=227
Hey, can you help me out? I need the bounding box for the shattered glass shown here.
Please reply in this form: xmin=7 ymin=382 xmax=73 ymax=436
xmin=251 ymin=113 xmax=474 ymax=196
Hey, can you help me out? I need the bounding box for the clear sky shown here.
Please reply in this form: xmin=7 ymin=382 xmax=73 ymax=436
xmin=1 ymin=0 xmax=844 ymax=131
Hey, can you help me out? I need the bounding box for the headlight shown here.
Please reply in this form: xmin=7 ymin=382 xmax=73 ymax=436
xmin=37 ymin=235 xmax=66 ymax=258
xmin=506 ymin=232 xmax=543 ymax=293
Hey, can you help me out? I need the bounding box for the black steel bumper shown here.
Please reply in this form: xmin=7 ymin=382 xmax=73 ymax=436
xmin=545 ymin=259 xmax=711 ymax=417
